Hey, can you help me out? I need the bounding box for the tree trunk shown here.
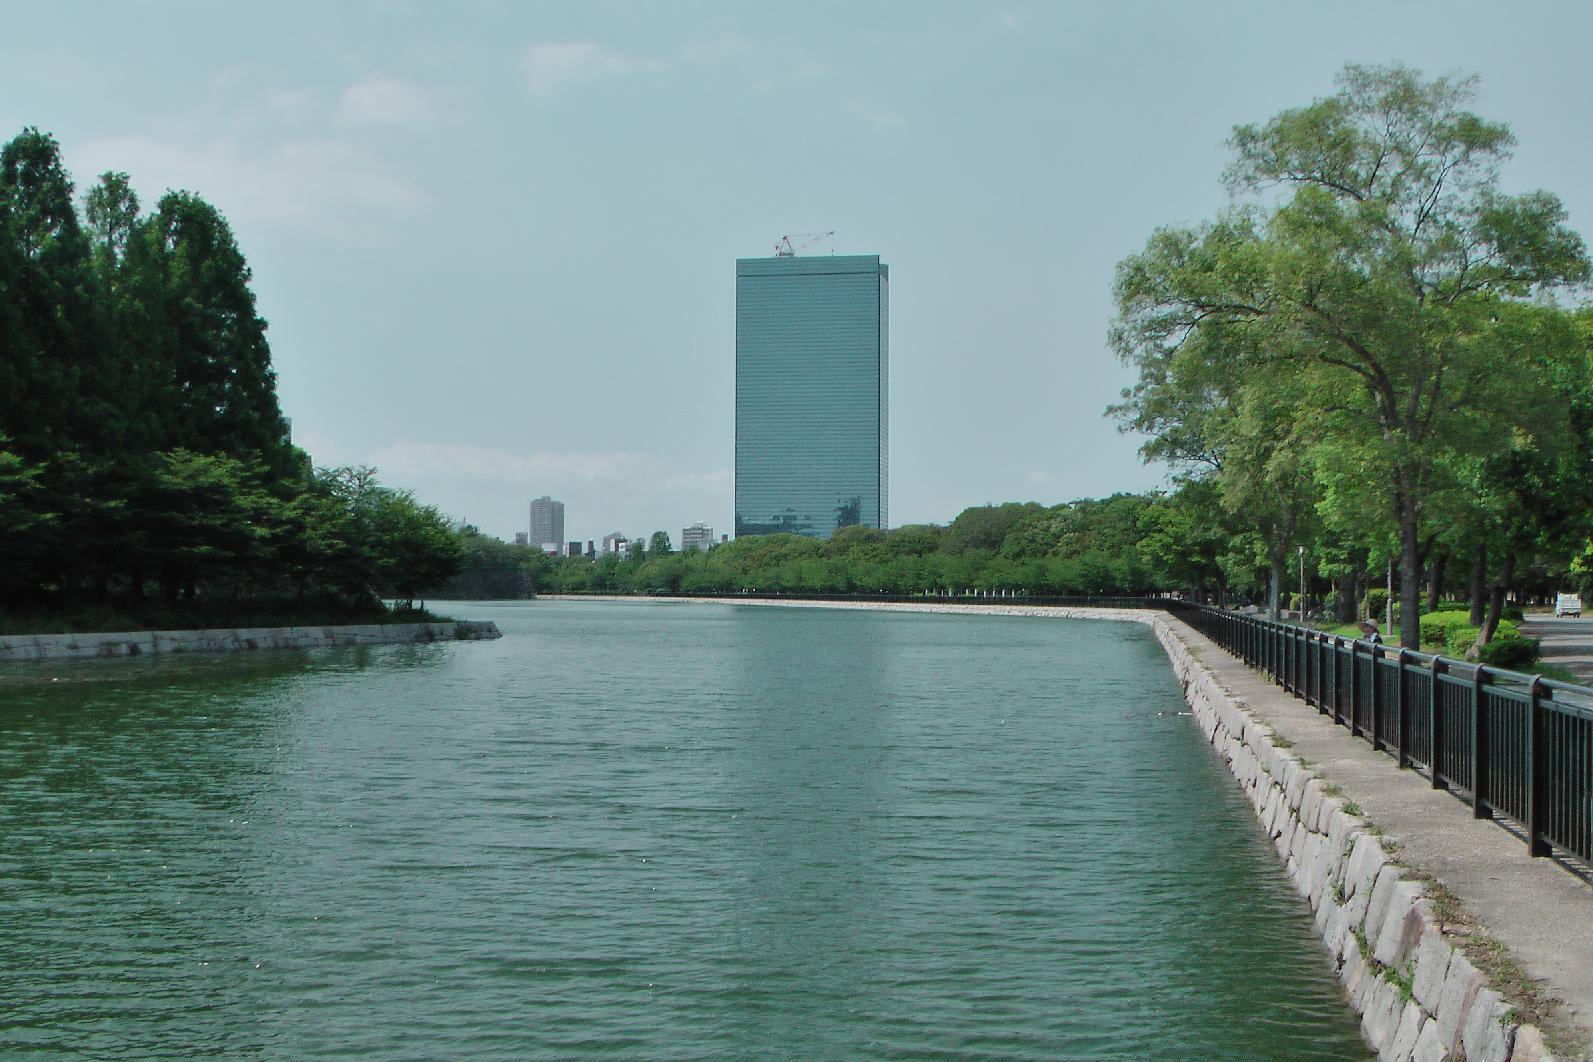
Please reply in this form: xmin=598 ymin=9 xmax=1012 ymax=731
xmin=1468 ymin=542 xmax=1487 ymax=626
xmin=1335 ymin=570 xmax=1357 ymax=623
xmin=1398 ymin=494 xmax=1422 ymax=649
xmin=1425 ymin=552 xmax=1446 ymax=614
xmin=1268 ymin=555 xmax=1285 ymax=622
xmin=1475 ymin=551 xmax=1517 ymax=653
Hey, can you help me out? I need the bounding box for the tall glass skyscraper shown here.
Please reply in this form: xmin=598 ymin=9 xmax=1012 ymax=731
xmin=735 ymin=254 xmax=888 ymax=539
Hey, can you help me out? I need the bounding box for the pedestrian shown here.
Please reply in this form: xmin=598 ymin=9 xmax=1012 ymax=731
xmin=1359 ymin=618 xmax=1383 ymax=645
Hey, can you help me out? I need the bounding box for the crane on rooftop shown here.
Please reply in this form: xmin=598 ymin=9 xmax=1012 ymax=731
xmin=774 ymin=231 xmax=835 ymax=257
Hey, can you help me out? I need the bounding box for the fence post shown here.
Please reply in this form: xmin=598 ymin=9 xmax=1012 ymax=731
xmin=1472 ymin=665 xmax=1492 ymax=820
xmin=1316 ymin=632 xmax=1327 ymax=713
xmin=1332 ymin=637 xmax=1344 ymax=724
xmin=1349 ymin=640 xmax=1361 ymax=736
xmin=1370 ymin=645 xmax=1385 ymax=751
xmin=1527 ymin=677 xmax=1548 ymax=857
xmin=1396 ymin=648 xmax=1410 ymax=768
xmin=1430 ymin=657 xmax=1446 ymax=790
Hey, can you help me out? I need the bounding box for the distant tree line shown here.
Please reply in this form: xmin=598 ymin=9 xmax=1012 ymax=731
xmin=0 ymin=128 xmax=459 ymax=629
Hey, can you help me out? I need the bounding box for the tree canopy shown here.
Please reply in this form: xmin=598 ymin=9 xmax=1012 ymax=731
xmin=1111 ymin=64 xmax=1592 ymax=646
xmin=0 ymin=127 xmax=460 ymax=627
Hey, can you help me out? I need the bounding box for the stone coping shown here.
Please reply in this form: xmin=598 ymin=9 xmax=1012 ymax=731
xmin=0 ymin=620 xmax=501 ymax=663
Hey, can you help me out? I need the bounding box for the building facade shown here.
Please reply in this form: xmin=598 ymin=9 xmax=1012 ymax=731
xmin=681 ymin=523 xmax=715 ymax=552
xmin=530 ymin=496 xmax=564 ymax=552
xmin=735 ymin=254 xmax=888 ymax=539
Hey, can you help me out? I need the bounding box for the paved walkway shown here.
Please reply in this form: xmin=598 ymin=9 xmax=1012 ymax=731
xmin=1165 ymin=614 xmax=1593 ymax=1057
xmin=1520 ymin=615 xmax=1593 ymax=684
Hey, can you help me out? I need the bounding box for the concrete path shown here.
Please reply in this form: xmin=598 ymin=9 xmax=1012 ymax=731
xmin=1165 ymin=614 xmax=1593 ymax=1057
xmin=1520 ymin=615 xmax=1593 ymax=684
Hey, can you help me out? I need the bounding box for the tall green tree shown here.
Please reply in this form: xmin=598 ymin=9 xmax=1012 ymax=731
xmin=1113 ymin=64 xmax=1589 ymax=646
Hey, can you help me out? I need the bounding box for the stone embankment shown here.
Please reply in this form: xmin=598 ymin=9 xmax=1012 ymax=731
xmin=568 ymin=596 xmax=1577 ymax=1059
xmin=0 ymin=620 xmax=501 ymax=663
xmin=1151 ymin=620 xmax=1559 ymax=1062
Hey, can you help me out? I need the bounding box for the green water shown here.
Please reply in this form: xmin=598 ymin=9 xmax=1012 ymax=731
xmin=0 ymin=601 xmax=1369 ymax=1059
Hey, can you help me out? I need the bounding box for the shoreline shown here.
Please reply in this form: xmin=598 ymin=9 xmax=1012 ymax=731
xmin=0 ymin=620 xmax=501 ymax=664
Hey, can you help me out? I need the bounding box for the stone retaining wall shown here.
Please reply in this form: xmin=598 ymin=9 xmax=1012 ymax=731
xmin=0 ymin=620 xmax=501 ymax=663
xmin=1148 ymin=618 xmax=1555 ymax=1062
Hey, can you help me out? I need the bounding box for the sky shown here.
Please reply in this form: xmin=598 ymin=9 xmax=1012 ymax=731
xmin=6 ymin=1 xmax=1593 ymax=543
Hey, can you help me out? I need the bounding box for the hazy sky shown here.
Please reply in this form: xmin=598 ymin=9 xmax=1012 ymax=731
xmin=7 ymin=1 xmax=1593 ymax=542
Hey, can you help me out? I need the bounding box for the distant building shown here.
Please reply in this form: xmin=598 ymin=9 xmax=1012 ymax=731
xmin=531 ymin=496 xmax=564 ymax=552
xmin=601 ymin=532 xmax=629 ymax=555
xmin=735 ymin=253 xmax=888 ymax=539
xmin=566 ymin=541 xmax=582 ymax=558
xmin=513 ymin=532 xmax=529 ymax=546
xmin=586 ymin=540 xmax=596 ymax=559
xmin=682 ymin=523 xmax=715 ymax=552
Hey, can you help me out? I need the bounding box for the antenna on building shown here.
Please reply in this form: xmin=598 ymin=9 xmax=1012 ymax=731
xmin=774 ymin=231 xmax=835 ymax=257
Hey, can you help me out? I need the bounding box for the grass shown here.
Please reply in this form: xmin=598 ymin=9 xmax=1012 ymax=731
xmin=1524 ymin=661 xmax=1579 ymax=683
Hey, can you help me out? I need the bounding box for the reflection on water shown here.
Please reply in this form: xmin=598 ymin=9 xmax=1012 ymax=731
xmin=0 ymin=602 xmax=1369 ymax=1059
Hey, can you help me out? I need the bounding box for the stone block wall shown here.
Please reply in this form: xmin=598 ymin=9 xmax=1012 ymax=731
xmin=1148 ymin=618 xmax=1554 ymax=1062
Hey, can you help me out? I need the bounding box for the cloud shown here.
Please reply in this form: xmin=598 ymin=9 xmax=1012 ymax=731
xmin=69 ymin=133 xmax=425 ymax=232
xmin=336 ymin=77 xmax=447 ymax=128
xmin=520 ymin=42 xmax=666 ymax=96
xmin=369 ymin=441 xmax=657 ymax=484
xmin=845 ymin=99 xmax=904 ymax=130
xmin=263 ymin=87 xmax=315 ymax=113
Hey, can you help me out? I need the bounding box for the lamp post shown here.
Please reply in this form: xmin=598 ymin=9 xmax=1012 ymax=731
xmin=1386 ymin=554 xmax=1394 ymax=634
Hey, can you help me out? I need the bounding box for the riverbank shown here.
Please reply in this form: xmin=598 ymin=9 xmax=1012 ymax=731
xmin=0 ymin=620 xmax=501 ymax=663
xmin=548 ymin=595 xmax=1586 ymax=1060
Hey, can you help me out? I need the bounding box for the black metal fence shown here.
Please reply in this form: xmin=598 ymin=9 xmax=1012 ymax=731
xmin=1169 ymin=602 xmax=1593 ymax=869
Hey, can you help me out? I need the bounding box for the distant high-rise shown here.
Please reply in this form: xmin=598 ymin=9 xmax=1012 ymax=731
xmin=682 ymin=523 xmax=715 ymax=552
xmin=530 ymin=496 xmax=564 ymax=551
xmin=735 ymin=253 xmax=888 ymax=539
xmin=513 ymin=532 xmax=529 ymax=546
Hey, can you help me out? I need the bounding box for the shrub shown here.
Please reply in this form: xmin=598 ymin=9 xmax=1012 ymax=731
xmin=1420 ymin=610 xmax=1473 ymax=650
xmin=1479 ymin=634 xmax=1540 ymax=670
xmin=1445 ymin=624 xmax=1481 ymax=658
xmin=1503 ymin=603 xmax=1525 ymax=622
xmin=1442 ymin=619 xmax=1523 ymax=661
xmin=1364 ymin=588 xmax=1388 ymax=620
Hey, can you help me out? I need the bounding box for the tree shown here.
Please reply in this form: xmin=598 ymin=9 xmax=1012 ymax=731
xmin=649 ymin=530 xmax=673 ymax=555
xmin=144 ymin=191 xmax=291 ymax=468
xmin=1112 ymin=64 xmax=1589 ymax=646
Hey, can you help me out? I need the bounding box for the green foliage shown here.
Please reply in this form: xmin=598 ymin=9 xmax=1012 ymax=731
xmin=1364 ymin=589 xmax=1390 ymax=622
xmin=1445 ymin=624 xmax=1483 ymax=659
xmin=1420 ymin=610 xmax=1475 ymax=650
xmin=1478 ymin=634 xmax=1540 ymax=670
xmin=1110 ymin=64 xmax=1593 ymax=646
xmin=0 ymin=128 xmax=460 ymax=625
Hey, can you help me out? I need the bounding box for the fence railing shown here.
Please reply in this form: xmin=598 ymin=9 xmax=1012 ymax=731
xmin=1168 ymin=602 xmax=1593 ymax=869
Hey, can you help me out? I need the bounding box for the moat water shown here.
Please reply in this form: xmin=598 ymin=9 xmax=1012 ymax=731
xmin=0 ymin=600 xmax=1368 ymax=1059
